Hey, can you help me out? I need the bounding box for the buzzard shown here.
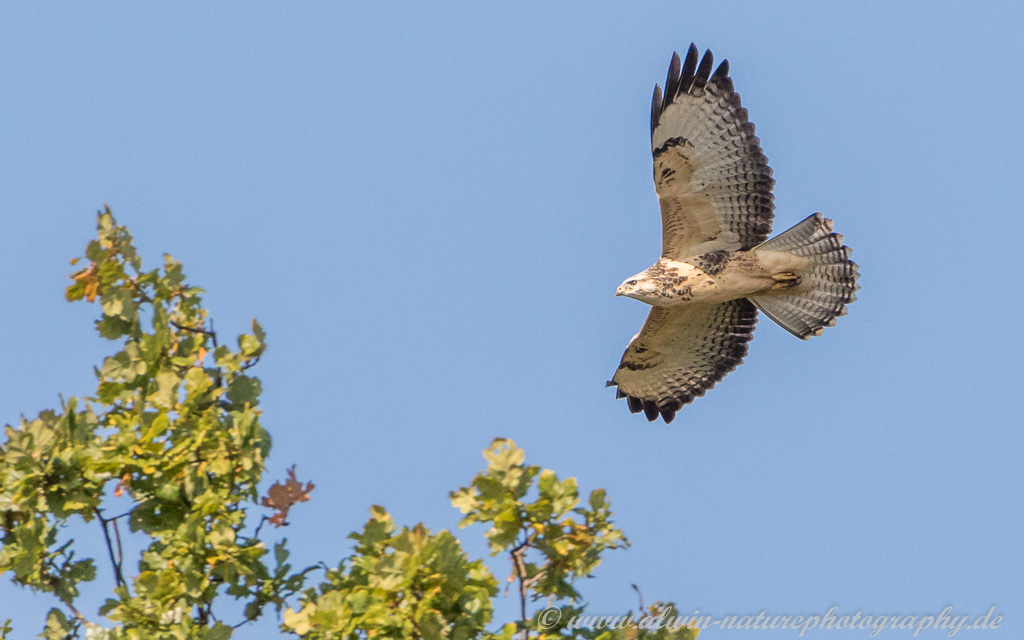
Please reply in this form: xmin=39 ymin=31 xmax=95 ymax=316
xmin=608 ymin=45 xmax=859 ymax=423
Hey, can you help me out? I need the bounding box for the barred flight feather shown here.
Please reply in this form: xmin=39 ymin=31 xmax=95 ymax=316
xmin=651 ymin=45 xmax=775 ymax=258
xmin=608 ymin=300 xmax=758 ymax=423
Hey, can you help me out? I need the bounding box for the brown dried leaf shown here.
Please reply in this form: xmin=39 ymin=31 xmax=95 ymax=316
xmin=71 ymin=263 xmax=101 ymax=302
xmin=261 ymin=465 xmax=314 ymax=527
xmin=113 ymin=473 xmax=130 ymax=497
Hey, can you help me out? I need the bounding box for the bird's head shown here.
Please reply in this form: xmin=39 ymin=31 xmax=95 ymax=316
xmin=615 ymin=272 xmax=659 ymax=302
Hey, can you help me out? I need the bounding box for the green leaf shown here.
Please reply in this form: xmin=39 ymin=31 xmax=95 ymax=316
xmin=226 ymin=375 xmax=261 ymax=406
xmin=274 ymin=540 xmax=290 ymax=567
xmin=41 ymin=609 xmax=71 ymax=640
xmin=151 ymin=371 xmax=181 ymax=408
xmin=538 ymin=469 xmax=558 ymax=496
xmin=163 ymin=254 xmax=185 ymax=287
xmin=85 ymin=238 xmax=104 ymax=261
xmin=449 ymin=487 xmax=478 ymax=514
xmin=184 ymin=366 xmax=213 ymax=395
xmin=96 ymin=315 xmax=133 ymax=340
xmin=239 ymin=334 xmax=259 ymax=355
xmin=483 ymin=438 xmax=526 ymax=473
xmin=100 ymin=341 xmax=147 ymax=382
xmin=101 ymin=286 xmax=136 ymax=321
xmin=283 ymin=605 xmax=313 ymax=635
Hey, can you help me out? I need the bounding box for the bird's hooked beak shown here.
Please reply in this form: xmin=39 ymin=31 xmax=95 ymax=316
xmin=615 ymin=285 xmax=625 ymax=297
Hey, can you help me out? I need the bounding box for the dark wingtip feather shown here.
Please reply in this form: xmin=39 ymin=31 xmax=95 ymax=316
xmin=712 ymin=59 xmax=730 ymax=81
xmin=627 ymin=396 xmax=643 ymax=414
xmin=663 ymin=52 xmax=681 ymax=105
xmin=650 ymin=84 xmax=663 ymax=135
xmin=605 ymin=380 xmax=615 ymax=388
xmin=661 ymin=409 xmax=676 ymax=424
xmin=642 ymin=401 xmax=660 ymax=421
xmin=694 ymin=49 xmax=714 ymax=87
xmin=679 ymin=44 xmax=699 ymax=95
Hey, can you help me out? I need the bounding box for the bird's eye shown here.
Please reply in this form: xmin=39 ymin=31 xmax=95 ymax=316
xmin=628 ymin=280 xmax=638 ymax=286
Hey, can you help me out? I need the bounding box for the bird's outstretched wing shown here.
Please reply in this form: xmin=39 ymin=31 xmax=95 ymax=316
xmin=651 ymin=45 xmax=775 ymax=258
xmin=607 ymin=299 xmax=758 ymax=423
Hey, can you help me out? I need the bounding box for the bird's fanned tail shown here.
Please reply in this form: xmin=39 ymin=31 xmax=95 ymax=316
xmin=749 ymin=213 xmax=859 ymax=339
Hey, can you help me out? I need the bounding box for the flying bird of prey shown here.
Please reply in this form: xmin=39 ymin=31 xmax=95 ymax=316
xmin=608 ymin=45 xmax=859 ymax=423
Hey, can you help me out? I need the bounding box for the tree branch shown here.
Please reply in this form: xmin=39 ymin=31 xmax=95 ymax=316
xmin=109 ymin=508 xmax=135 ymax=522
xmin=112 ymin=517 xmax=124 ymax=571
xmin=511 ymin=537 xmax=530 ymax=640
xmin=169 ymin=320 xmax=218 ymax=349
xmin=632 ymin=583 xmax=645 ymax=614
xmin=125 ymin=275 xmax=154 ymax=304
xmin=95 ymin=509 xmax=126 ymax=590
xmin=42 ymin=557 xmax=89 ymax=628
xmin=252 ymin=515 xmax=270 ymax=540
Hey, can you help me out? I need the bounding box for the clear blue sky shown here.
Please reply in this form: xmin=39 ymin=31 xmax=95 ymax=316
xmin=1 ymin=2 xmax=1021 ymax=638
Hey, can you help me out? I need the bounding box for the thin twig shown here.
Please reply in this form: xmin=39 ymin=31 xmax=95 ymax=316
xmin=170 ymin=320 xmax=217 ymax=347
xmin=60 ymin=594 xmax=87 ymax=624
xmin=126 ymin=276 xmax=154 ymax=304
xmin=252 ymin=515 xmax=270 ymax=540
xmin=112 ymin=518 xmax=124 ymax=569
xmin=632 ymin=583 xmax=645 ymax=614
xmin=233 ymin=615 xmax=257 ymax=630
xmin=511 ymin=539 xmax=530 ymax=640
xmin=109 ymin=508 xmax=135 ymax=521
xmin=95 ymin=509 xmax=126 ymax=590
xmin=44 ymin=558 xmax=88 ymax=624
